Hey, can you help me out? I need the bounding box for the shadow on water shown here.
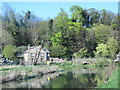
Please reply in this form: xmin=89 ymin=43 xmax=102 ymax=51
xmin=1 ymin=64 xmax=115 ymax=88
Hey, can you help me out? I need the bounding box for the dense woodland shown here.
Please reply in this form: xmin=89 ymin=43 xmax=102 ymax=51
xmin=0 ymin=4 xmax=119 ymax=62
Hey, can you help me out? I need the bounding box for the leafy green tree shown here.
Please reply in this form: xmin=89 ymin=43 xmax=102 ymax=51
xmin=15 ymin=46 xmax=27 ymax=54
xmin=51 ymin=31 xmax=62 ymax=45
xmin=53 ymin=8 xmax=69 ymax=33
xmin=66 ymin=22 xmax=85 ymax=53
xmin=107 ymin=37 xmax=118 ymax=58
xmin=87 ymin=8 xmax=100 ymax=26
xmin=85 ymin=28 xmax=96 ymax=57
xmin=99 ymin=9 xmax=114 ymax=26
xmin=70 ymin=5 xmax=84 ymax=23
xmin=70 ymin=5 xmax=86 ymax=23
xmin=2 ymin=6 xmax=21 ymax=46
xmin=35 ymin=20 xmax=49 ymax=46
xmin=2 ymin=30 xmax=14 ymax=47
xmin=111 ymin=15 xmax=119 ymax=30
xmin=94 ymin=43 xmax=109 ymax=57
xmin=50 ymin=44 xmax=67 ymax=59
xmin=92 ymin=24 xmax=112 ymax=44
xmin=73 ymin=48 xmax=88 ymax=58
xmin=2 ymin=44 xmax=16 ymax=60
xmin=48 ymin=19 xmax=53 ymax=31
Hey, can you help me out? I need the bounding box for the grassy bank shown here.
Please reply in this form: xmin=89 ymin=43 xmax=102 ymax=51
xmin=0 ymin=61 xmax=76 ymax=83
xmin=97 ymin=66 xmax=119 ymax=88
xmin=0 ymin=65 xmax=61 ymax=83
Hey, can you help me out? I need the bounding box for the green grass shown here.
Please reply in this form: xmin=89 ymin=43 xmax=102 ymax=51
xmin=97 ymin=67 xmax=119 ymax=88
xmin=82 ymin=64 xmax=96 ymax=68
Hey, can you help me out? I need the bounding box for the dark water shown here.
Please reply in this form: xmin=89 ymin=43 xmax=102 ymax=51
xmin=1 ymin=65 xmax=114 ymax=88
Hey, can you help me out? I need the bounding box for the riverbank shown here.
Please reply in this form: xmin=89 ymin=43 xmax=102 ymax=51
xmin=0 ymin=65 xmax=62 ymax=83
xmin=0 ymin=60 xmax=118 ymax=88
xmin=0 ymin=61 xmax=74 ymax=83
xmin=97 ymin=64 xmax=119 ymax=88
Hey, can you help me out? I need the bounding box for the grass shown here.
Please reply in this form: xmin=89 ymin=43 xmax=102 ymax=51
xmin=82 ymin=64 xmax=96 ymax=68
xmin=97 ymin=66 xmax=119 ymax=88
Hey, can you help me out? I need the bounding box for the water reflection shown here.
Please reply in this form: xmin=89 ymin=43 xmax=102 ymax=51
xmin=43 ymin=72 xmax=96 ymax=88
xmin=43 ymin=66 xmax=115 ymax=88
xmin=1 ymin=65 xmax=115 ymax=88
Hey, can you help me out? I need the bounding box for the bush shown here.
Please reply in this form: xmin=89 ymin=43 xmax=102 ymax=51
xmin=107 ymin=37 xmax=118 ymax=59
xmin=15 ymin=46 xmax=27 ymax=53
xmin=2 ymin=44 xmax=16 ymax=60
xmin=94 ymin=43 xmax=109 ymax=57
xmin=73 ymin=48 xmax=89 ymax=58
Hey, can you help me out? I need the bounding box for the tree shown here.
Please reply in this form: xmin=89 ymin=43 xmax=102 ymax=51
xmin=70 ymin=5 xmax=84 ymax=23
xmin=24 ymin=10 xmax=31 ymax=28
xmin=94 ymin=43 xmax=109 ymax=57
xmin=66 ymin=21 xmax=85 ymax=53
xmin=111 ymin=15 xmax=119 ymax=30
xmin=107 ymin=37 xmax=118 ymax=58
xmin=92 ymin=24 xmax=112 ymax=44
xmin=87 ymin=8 xmax=100 ymax=26
xmin=53 ymin=8 xmax=69 ymax=33
xmin=2 ymin=6 xmax=21 ymax=46
xmin=2 ymin=44 xmax=16 ymax=60
xmin=48 ymin=19 xmax=53 ymax=31
xmin=85 ymin=28 xmax=96 ymax=57
xmin=99 ymin=9 xmax=114 ymax=26
xmin=2 ymin=30 xmax=14 ymax=47
xmin=73 ymin=48 xmax=88 ymax=58
xmin=50 ymin=44 xmax=67 ymax=59
xmin=35 ymin=20 xmax=49 ymax=46
xmin=50 ymin=8 xmax=70 ymax=59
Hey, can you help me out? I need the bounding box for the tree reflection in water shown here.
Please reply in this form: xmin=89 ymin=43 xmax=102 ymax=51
xmin=43 ymin=71 xmax=96 ymax=88
xmin=43 ymin=66 xmax=115 ymax=88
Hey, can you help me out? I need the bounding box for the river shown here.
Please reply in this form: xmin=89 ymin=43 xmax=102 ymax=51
xmin=1 ymin=65 xmax=115 ymax=88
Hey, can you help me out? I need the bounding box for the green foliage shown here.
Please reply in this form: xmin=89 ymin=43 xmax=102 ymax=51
xmin=73 ymin=48 xmax=88 ymax=58
xmin=2 ymin=30 xmax=14 ymax=47
xmin=87 ymin=8 xmax=100 ymax=26
xmin=15 ymin=46 xmax=27 ymax=53
xmin=2 ymin=4 xmax=118 ymax=60
xmin=2 ymin=44 xmax=16 ymax=59
xmin=94 ymin=37 xmax=118 ymax=58
xmin=50 ymin=44 xmax=67 ymax=58
xmin=99 ymin=9 xmax=114 ymax=25
xmin=70 ymin=5 xmax=84 ymax=23
xmin=51 ymin=31 xmax=62 ymax=45
xmin=107 ymin=37 xmax=118 ymax=58
xmin=68 ymin=22 xmax=84 ymax=32
xmin=98 ymin=68 xmax=119 ymax=88
xmin=53 ymin=8 xmax=69 ymax=32
xmin=92 ymin=24 xmax=112 ymax=44
xmin=94 ymin=43 xmax=109 ymax=57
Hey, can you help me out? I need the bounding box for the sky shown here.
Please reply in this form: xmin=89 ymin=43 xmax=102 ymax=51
xmin=2 ymin=2 xmax=119 ymax=19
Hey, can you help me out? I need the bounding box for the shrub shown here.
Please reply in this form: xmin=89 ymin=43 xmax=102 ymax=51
xmin=2 ymin=44 xmax=16 ymax=60
xmin=73 ymin=48 xmax=89 ymax=58
xmin=107 ymin=37 xmax=118 ymax=59
xmin=94 ymin=43 xmax=109 ymax=57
